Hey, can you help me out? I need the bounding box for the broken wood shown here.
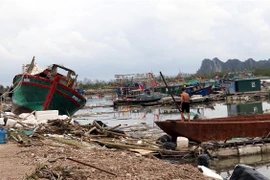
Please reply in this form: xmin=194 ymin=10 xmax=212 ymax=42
xmin=93 ymin=140 xmax=190 ymax=155
xmin=103 ymin=129 xmax=129 ymax=137
xmin=21 ymin=110 xmax=36 ymax=121
xmin=93 ymin=120 xmax=104 ymax=132
xmin=87 ymin=126 xmax=96 ymax=134
xmin=108 ymin=124 xmax=121 ymax=131
xmin=66 ymin=157 xmax=117 ymax=177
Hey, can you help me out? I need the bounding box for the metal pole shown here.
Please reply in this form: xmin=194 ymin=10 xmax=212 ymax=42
xmin=159 ymin=71 xmax=182 ymax=113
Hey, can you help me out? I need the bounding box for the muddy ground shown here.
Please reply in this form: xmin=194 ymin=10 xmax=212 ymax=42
xmin=0 ymin=139 xmax=211 ymax=180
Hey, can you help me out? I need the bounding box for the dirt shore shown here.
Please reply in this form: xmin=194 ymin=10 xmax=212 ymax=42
xmin=0 ymin=139 xmax=211 ymax=180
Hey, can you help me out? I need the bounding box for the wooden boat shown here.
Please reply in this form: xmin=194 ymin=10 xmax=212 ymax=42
xmin=11 ymin=56 xmax=86 ymax=116
xmin=158 ymin=95 xmax=208 ymax=105
xmin=155 ymin=114 xmax=270 ymax=142
xmin=186 ymin=85 xmax=213 ymax=97
xmin=190 ymin=95 xmax=209 ymax=103
xmin=113 ymin=93 xmax=163 ymax=106
xmin=113 ymin=95 xmax=162 ymax=106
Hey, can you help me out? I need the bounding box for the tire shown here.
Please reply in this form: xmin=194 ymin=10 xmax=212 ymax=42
xmin=162 ymin=142 xmax=177 ymax=150
xmin=157 ymin=134 xmax=172 ymax=143
xmin=197 ymin=154 xmax=210 ymax=168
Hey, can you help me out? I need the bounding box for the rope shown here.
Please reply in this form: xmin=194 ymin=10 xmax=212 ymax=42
xmin=0 ymin=72 xmax=26 ymax=113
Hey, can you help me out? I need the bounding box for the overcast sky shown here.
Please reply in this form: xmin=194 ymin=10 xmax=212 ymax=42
xmin=1 ymin=0 xmax=270 ymax=86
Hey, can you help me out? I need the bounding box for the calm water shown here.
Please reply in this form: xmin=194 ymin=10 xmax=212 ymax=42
xmin=74 ymin=95 xmax=270 ymax=178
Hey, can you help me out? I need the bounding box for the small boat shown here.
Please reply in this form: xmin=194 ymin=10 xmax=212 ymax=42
xmin=155 ymin=114 xmax=270 ymax=142
xmin=158 ymin=96 xmax=181 ymax=104
xmin=158 ymin=95 xmax=208 ymax=105
xmin=186 ymin=85 xmax=213 ymax=97
xmin=190 ymin=95 xmax=209 ymax=103
xmin=11 ymin=56 xmax=86 ymax=116
xmin=113 ymin=93 xmax=163 ymax=106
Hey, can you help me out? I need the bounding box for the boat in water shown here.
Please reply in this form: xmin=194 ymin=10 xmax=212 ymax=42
xmin=155 ymin=113 xmax=270 ymax=142
xmin=10 ymin=56 xmax=86 ymax=116
xmin=158 ymin=94 xmax=209 ymax=105
xmin=113 ymin=92 xmax=164 ymax=107
xmin=186 ymin=85 xmax=213 ymax=97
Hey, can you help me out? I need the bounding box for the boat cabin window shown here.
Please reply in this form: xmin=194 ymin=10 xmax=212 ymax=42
xmin=50 ymin=65 xmax=77 ymax=88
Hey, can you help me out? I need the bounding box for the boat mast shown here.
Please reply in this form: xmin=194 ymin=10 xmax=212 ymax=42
xmin=26 ymin=56 xmax=35 ymax=74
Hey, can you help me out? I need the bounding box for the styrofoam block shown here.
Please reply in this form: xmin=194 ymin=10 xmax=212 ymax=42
xmin=4 ymin=112 xmax=15 ymax=116
xmin=261 ymin=144 xmax=270 ymax=153
xmin=35 ymin=110 xmax=59 ymax=116
xmin=6 ymin=119 xmax=17 ymax=127
xmin=238 ymin=146 xmax=261 ymax=156
xmin=57 ymin=115 xmax=69 ymax=120
xmin=15 ymin=123 xmax=23 ymax=128
xmin=35 ymin=110 xmax=59 ymax=121
xmin=35 ymin=114 xmax=58 ymax=122
xmin=176 ymin=136 xmax=189 ymax=150
xmin=217 ymin=148 xmax=238 ymax=157
xmin=0 ymin=118 xmax=4 ymax=125
xmin=23 ymin=118 xmax=37 ymax=125
xmin=19 ymin=113 xmax=35 ymax=120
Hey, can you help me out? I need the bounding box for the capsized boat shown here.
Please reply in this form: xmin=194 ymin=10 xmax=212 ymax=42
xmin=155 ymin=114 xmax=270 ymax=142
xmin=11 ymin=56 xmax=86 ymax=116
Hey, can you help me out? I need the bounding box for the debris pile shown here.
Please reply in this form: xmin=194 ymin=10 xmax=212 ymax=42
xmin=0 ymin=110 xmax=211 ymax=179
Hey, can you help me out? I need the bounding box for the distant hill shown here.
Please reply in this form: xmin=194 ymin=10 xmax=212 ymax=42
xmin=196 ymin=57 xmax=270 ymax=75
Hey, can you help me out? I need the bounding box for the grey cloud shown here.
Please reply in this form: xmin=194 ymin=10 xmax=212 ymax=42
xmin=1 ymin=0 xmax=270 ymax=86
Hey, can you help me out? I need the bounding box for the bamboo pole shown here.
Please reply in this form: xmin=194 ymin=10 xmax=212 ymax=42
xmin=159 ymin=72 xmax=182 ymax=113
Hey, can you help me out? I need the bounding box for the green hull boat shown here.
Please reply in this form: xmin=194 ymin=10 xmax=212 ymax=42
xmin=11 ymin=57 xmax=86 ymax=116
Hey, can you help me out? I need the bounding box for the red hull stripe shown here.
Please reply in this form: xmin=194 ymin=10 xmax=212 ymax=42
xmin=43 ymin=75 xmax=61 ymax=110
xmin=24 ymin=75 xmax=85 ymax=99
xmin=21 ymin=82 xmax=81 ymax=106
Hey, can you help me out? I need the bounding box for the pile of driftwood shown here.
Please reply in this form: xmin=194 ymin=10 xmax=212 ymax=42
xmin=7 ymin=119 xmax=194 ymax=159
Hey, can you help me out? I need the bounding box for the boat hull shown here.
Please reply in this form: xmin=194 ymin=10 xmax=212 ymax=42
xmin=12 ymin=75 xmax=86 ymax=116
xmin=186 ymin=85 xmax=213 ymax=97
xmin=155 ymin=114 xmax=270 ymax=142
xmin=113 ymin=97 xmax=161 ymax=106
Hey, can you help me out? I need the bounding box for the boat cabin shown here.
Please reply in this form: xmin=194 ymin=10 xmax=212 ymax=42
xmin=39 ymin=64 xmax=78 ymax=88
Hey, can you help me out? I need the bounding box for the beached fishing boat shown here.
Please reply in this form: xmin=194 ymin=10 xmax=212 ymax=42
xmin=155 ymin=114 xmax=270 ymax=142
xmin=11 ymin=56 xmax=86 ymax=116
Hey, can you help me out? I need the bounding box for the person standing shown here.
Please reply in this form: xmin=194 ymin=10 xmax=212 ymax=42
xmin=180 ymin=87 xmax=190 ymax=122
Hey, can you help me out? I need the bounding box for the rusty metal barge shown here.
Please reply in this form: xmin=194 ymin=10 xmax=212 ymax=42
xmin=155 ymin=114 xmax=270 ymax=142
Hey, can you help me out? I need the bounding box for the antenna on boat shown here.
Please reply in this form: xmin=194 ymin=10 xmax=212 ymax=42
xmin=159 ymin=71 xmax=182 ymax=113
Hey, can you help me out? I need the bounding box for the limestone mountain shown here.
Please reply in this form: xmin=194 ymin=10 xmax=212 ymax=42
xmin=196 ymin=57 xmax=270 ymax=75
